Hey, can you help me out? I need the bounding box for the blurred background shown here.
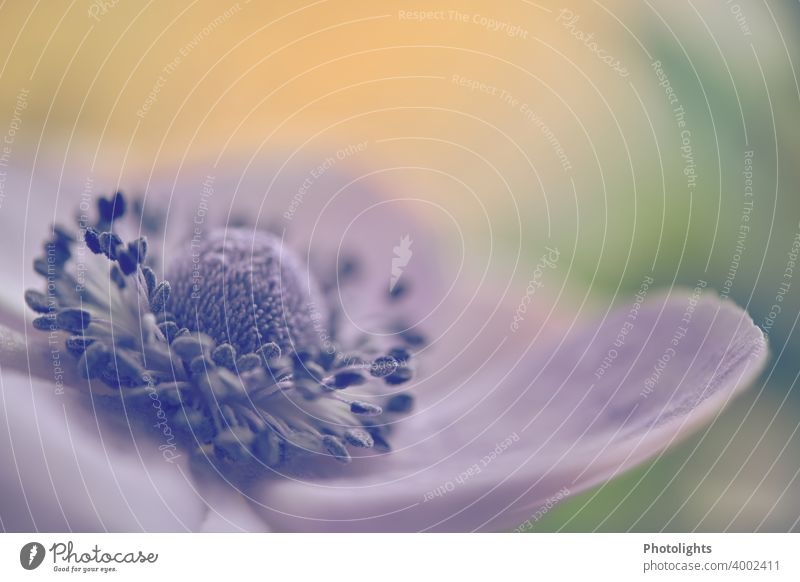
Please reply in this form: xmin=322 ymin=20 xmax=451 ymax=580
xmin=0 ymin=0 xmax=798 ymax=531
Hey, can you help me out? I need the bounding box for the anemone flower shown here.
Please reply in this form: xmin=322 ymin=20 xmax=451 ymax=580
xmin=0 ymin=160 xmax=767 ymax=533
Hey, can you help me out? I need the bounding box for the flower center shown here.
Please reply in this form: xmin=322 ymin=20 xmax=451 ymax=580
xmin=25 ymin=192 xmax=418 ymax=474
xmin=166 ymin=228 xmax=322 ymax=355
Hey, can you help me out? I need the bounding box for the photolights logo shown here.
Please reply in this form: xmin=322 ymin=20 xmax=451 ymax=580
xmin=390 ymin=234 xmax=413 ymax=293
xmin=20 ymin=542 xmax=46 ymax=570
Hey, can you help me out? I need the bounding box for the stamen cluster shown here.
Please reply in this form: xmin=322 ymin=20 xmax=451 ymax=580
xmin=26 ymin=192 xmax=418 ymax=470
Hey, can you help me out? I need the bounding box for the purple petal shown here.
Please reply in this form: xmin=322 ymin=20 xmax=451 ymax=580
xmin=195 ymin=480 xmax=270 ymax=532
xmin=246 ymin=291 xmax=766 ymax=531
xmin=0 ymin=366 xmax=211 ymax=531
xmin=2 ymin=322 xmax=269 ymax=531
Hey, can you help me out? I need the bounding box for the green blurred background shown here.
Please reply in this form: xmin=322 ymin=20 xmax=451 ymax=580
xmin=0 ymin=1 xmax=798 ymax=530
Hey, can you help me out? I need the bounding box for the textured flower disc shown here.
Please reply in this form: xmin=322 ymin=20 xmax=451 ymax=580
xmin=166 ymin=228 xmax=323 ymax=355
